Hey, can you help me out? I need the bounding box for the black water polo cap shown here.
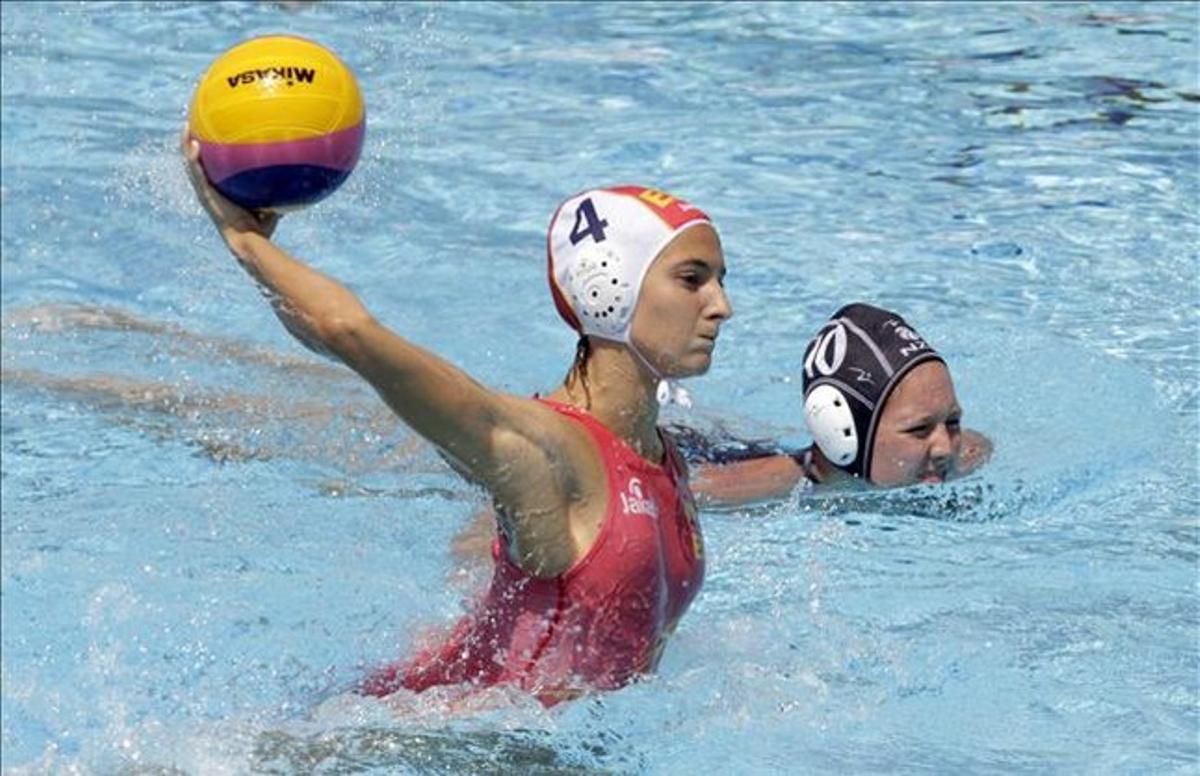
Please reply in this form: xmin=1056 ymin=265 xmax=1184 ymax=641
xmin=800 ymin=303 xmax=945 ymax=480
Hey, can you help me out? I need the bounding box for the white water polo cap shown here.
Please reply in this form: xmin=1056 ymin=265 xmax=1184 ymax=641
xmin=801 ymin=303 xmax=945 ymax=480
xmin=547 ymin=185 xmax=713 ymax=343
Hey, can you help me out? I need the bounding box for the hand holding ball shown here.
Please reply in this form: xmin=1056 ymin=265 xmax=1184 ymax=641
xmin=188 ymin=35 xmax=365 ymax=212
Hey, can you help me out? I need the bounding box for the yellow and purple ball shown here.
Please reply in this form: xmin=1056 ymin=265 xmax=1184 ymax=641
xmin=188 ymin=35 xmax=365 ymax=211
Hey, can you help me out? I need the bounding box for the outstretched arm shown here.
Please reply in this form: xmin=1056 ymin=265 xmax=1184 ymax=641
xmin=690 ymin=454 xmax=805 ymax=508
xmin=181 ymin=132 xmax=573 ymax=522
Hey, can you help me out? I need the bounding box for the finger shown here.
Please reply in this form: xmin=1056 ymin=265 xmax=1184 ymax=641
xmin=258 ymin=211 xmax=282 ymax=238
xmin=179 ymin=127 xmax=201 ymax=164
xmin=183 ymin=146 xmax=209 ymax=192
xmin=183 ymin=150 xmax=205 ymax=190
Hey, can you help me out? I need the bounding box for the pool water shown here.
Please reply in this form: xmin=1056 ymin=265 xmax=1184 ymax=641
xmin=2 ymin=2 xmax=1197 ymax=773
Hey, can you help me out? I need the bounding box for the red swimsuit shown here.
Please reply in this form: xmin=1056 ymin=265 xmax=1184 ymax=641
xmin=361 ymin=399 xmax=705 ymax=704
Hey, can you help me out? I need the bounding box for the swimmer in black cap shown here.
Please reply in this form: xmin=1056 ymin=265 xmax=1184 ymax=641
xmin=687 ymin=302 xmax=992 ymax=505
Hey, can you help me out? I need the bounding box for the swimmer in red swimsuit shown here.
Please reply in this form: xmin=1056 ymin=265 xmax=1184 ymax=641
xmin=363 ymin=399 xmax=704 ymax=704
xmin=182 ymin=135 xmax=731 ymax=704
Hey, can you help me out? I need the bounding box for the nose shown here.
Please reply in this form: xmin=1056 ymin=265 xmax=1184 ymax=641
xmin=708 ymin=283 xmax=733 ymax=322
xmin=928 ymin=422 xmax=955 ymax=464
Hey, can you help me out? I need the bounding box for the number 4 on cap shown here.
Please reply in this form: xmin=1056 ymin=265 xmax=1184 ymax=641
xmin=569 ymin=198 xmax=609 ymax=245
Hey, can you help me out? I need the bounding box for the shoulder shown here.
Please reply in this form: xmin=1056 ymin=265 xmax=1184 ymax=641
xmin=483 ymin=396 xmax=610 ymax=577
xmin=489 ymin=393 xmax=592 ymax=450
xmin=487 ymin=394 xmax=607 ymax=490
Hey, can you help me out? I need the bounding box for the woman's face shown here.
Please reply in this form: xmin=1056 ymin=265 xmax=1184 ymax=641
xmin=869 ymin=361 xmax=963 ymax=486
xmin=630 ymin=224 xmax=732 ymax=378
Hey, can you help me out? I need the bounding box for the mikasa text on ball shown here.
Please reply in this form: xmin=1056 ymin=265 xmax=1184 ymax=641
xmin=188 ymin=35 xmax=365 ymax=211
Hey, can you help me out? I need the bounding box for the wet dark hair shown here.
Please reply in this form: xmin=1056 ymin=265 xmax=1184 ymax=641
xmin=564 ymin=336 xmax=592 ymax=408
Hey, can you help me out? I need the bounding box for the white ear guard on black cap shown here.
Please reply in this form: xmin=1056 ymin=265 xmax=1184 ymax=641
xmin=804 ymin=384 xmax=859 ymax=466
xmin=801 ymin=303 xmax=944 ymax=481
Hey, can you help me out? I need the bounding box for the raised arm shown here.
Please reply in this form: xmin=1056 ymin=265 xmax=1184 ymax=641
xmin=181 ymin=133 xmax=577 ymax=524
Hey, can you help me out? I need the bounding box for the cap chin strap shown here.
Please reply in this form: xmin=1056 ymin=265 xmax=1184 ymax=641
xmin=627 ymin=339 xmax=692 ymax=408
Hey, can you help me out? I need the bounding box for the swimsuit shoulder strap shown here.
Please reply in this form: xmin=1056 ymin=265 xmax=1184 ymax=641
xmin=534 ymin=397 xmax=619 ymax=444
xmin=535 ymin=397 xmax=671 ymax=472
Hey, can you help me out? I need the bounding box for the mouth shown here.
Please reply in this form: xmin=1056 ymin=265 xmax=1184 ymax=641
xmin=920 ymin=464 xmax=950 ymax=484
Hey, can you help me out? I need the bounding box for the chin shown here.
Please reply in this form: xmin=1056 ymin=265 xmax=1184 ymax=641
xmin=676 ymin=354 xmax=712 ymax=378
xmin=869 ymin=471 xmax=913 ymax=489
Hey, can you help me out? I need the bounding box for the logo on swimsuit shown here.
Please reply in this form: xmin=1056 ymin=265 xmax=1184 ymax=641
xmin=619 ymin=477 xmax=659 ymax=518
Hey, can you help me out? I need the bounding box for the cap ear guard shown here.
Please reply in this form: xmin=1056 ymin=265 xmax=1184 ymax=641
xmin=547 ymin=185 xmax=712 ymax=344
xmin=804 ymin=384 xmax=859 ymax=467
xmin=560 ymin=243 xmax=634 ymax=339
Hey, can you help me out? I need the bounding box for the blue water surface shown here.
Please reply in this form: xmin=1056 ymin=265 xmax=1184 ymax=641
xmin=2 ymin=1 xmax=1197 ymax=773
